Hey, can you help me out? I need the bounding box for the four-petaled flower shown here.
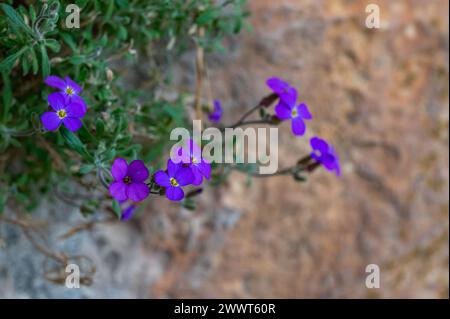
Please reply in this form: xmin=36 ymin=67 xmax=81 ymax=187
xmin=175 ymin=139 xmax=211 ymax=186
xmin=40 ymin=92 xmax=85 ymax=132
xmin=109 ymin=158 xmax=150 ymax=202
xmin=275 ymin=88 xmax=312 ymax=136
xmin=44 ymin=75 xmax=87 ymax=114
xmin=310 ymin=137 xmax=341 ymax=176
xmin=208 ymin=100 xmax=223 ymax=123
xmin=154 ymin=159 xmax=194 ymax=201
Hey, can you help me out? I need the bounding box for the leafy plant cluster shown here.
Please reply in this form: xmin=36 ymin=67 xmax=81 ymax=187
xmin=0 ymin=0 xmax=249 ymax=214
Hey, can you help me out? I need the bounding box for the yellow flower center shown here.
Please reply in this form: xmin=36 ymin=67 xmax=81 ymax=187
xmin=191 ymin=156 xmax=198 ymax=164
xmin=291 ymin=107 xmax=298 ymax=118
xmin=65 ymin=86 xmax=74 ymax=96
xmin=123 ymin=176 xmax=131 ymax=184
xmin=57 ymin=109 xmax=67 ymax=119
xmin=170 ymin=177 xmax=179 ymax=187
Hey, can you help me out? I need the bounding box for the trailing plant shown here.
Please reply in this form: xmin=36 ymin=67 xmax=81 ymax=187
xmin=0 ymin=0 xmax=250 ymax=214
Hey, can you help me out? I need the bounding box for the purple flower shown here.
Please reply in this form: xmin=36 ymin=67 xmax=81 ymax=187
xmin=208 ymin=100 xmax=223 ymax=123
xmin=274 ymin=88 xmax=312 ymax=136
xmin=40 ymin=92 xmax=85 ymax=132
xmin=154 ymin=159 xmax=194 ymax=201
xmin=310 ymin=137 xmax=341 ymax=176
xmin=121 ymin=204 xmax=137 ymax=221
xmin=109 ymin=158 xmax=150 ymax=202
xmin=266 ymin=77 xmax=292 ymax=95
xmin=44 ymin=75 xmax=87 ymax=114
xmin=175 ymin=139 xmax=211 ymax=186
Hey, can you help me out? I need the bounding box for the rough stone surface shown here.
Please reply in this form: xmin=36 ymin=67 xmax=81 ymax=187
xmin=171 ymin=0 xmax=449 ymax=298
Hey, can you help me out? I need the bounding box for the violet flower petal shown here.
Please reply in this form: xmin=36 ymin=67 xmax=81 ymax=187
xmin=109 ymin=182 xmax=128 ymax=201
xmin=40 ymin=112 xmax=61 ymax=131
xmin=111 ymin=158 xmax=128 ymax=181
xmin=121 ymin=205 xmax=136 ymax=221
xmin=208 ymin=100 xmax=223 ymax=123
xmin=65 ymin=102 xmax=85 ymax=118
xmin=266 ymin=77 xmax=290 ymax=94
xmin=62 ymin=117 xmax=82 ymax=131
xmin=69 ymin=95 xmax=87 ymax=114
xmin=274 ymin=102 xmax=292 ymax=120
xmin=309 ymin=136 xmax=341 ymax=176
xmin=154 ymin=171 xmax=171 ymax=187
xmin=127 ymin=182 xmax=149 ymax=202
xmin=197 ymin=161 xmax=211 ymax=179
xmin=291 ymin=117 xmax=306 ymax=136
xmin=167 ymin=159 xmax=180 ymax=177
xmin=279 ymin=87 xmax=297 ymax=107
xmin=297 ymin=103 xmax=312 ymax=120
xmin=44 ymin=76 xmax=67 ymax=90
xmin=166 ymin=186 xmax=184 ymax=201
xmin=310 ymin=137 xmax=328 ymax=154
xmin=47 ymin=92 xmax=66 ymax=111
xmin=127 ymin=160 xmax=149 ymax=183
xmin=174 ymin=146 xmax=191 ymax=164
xmin=190 ymin=168 xmax=203 ymax=186
xmin=188 ymin=139 xmax=202 ymax=163
xmin=174 ymin=167 xmax=194 ymax=186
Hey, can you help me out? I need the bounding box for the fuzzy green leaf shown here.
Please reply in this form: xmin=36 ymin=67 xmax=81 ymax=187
xmin=60 ymin=129 xmax=94 ymax=162
xmin=0 ymin=46 xmax=28 ymax=72
xmin=0 ymin=3 xmax=35 ymax=38
xmin=39 ymin=44 xmax=50 ymax=78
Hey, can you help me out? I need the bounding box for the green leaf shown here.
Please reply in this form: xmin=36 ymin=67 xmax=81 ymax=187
xmin=181 ymin=198 xmax=196 ymax=210
xmin=105 ymin=0 xmax=115 ymax=21
xmin=0 ymin=3 xmax=35 ymax=38
xmin=115 ymin=0 xmax=129 ymax=9
xmin=39 ymin=44 xmax=50 ymax=78
xmin=112 ymin=200 xmax=121 ymax=219
xmin=60 ymin=129 xmax=94 ymax=162
xmin=45 ymin=39 xmax=61 ymax=53
xmin=0 ymin=46 xmax=28 ymax=72
xmin=1 ymin=72 xmax=12 ymax=121
xmin=69 ymin=55 xmax=86 ymax=65
xmin=102 ymin=148 xmax=116 ymax=161
xmin=78 ymin=125 xmax=97 ymax=143
xmin=60 ymin=32 xmax=77 ymax=52
xmin=195 ymin=8 xmax=217 ymax=26
xmin=78 ymin=164 xmax=95 ymax=174
xmin=293 ymin=171 xmax=307 ymax=182
xmin=29 ymin=46 xmax=39 ymax=74
xmin=29 ymin=4 xmax=36 ymax=24
xmin=95 ymin=118 xmax=105 ymax=137
xmin=21 ymin=50 xmax=30 ymax=75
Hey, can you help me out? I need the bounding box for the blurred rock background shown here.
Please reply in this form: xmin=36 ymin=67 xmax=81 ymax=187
xmin=1 ymin=0 xmax=448 ymax=298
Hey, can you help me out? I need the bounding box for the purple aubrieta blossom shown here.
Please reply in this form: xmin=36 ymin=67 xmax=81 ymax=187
xmin=310 ymin=136 xmax=341 ymax=176
xmin=266 ymin=77 xmax=292 ymax=95
xmin=44 ymin=75 xmax=87 ymax=114
xmin=40 ymin=92 xmax=85 ymax=132
xmin=120 ymin=203 xmax=137 ymax=221
xmin=208 ymin=100 xmax=223 ymax=123
xmin=275 ymin=87 xmax=312 ymax=136
xmin=154 ymin=159 xmax=194 ymax=201
xmin=175 ymin=139 xmax=211 ymax=186
xmin=109 ymin=158 xmax=150 ymax=202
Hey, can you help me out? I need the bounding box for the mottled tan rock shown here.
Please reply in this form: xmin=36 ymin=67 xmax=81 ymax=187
xmin=166 ymin=0 xmax=449 ymax=298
